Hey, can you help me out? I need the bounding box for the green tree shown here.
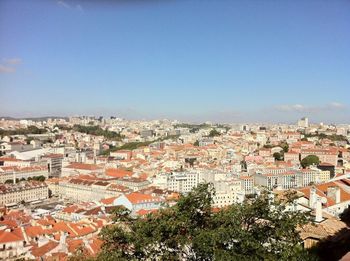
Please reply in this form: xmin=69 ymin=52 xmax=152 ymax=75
xmin=301 ymin=155 xmax=320 ymax=168
xmin=280 ymin=142 xmax=289 ymax=153
xmin=98 ymin=184 xmax=314 ymax=261
xmin=208 ymin=129 xmax=221 ymax=137
xmin=193 ymin=140 xmax=200 ymax=146
xmin=273 ymin=152 xmax=283 ymax=161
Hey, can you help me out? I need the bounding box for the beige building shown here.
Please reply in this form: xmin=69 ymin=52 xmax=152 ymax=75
xmin=58 ymin=178 xmax=130 ymax=202
xmin=301 ymin=149 xmax=338 ymax=166
xmin=0 ymin=181 xmax=48 ymax=206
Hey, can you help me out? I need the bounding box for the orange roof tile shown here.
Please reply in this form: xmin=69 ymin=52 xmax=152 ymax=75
xmin=105 ymin=168 xmax=133 ymax=178
xmin=31 ymin=241 xmax=59 ymax=258
xmin=100 ymin=197 xmax=117 ymax=205
xmin=0 ymin=228 xmax=24 ymax=243
xmin=125 ymin=192 xmax=162 ymax=204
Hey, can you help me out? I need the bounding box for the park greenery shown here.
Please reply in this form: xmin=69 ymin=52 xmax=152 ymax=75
xmin=72 ymin=125 xmax=124 ymax=141
xmin=263 ymin=142 xmax=289 ymax=152
xmin=303 ymin=133 xmax=348 ymax=143
xmin=96 ymin=184 xmax=315 ymax=261
xmin=101 ymin=135 xmax=180 ymax=155
xmin=4 ymin=175 xmax=46 ymax=184
xmin=301 ymin=155 xmax=320 ymax=168
xmin=208 ymin=129 xmax=221 ymax=137
xmin=174 ymin=123 xmax=212 ymax=133
xmin=0 ymin=126 xmax=47 ymax=137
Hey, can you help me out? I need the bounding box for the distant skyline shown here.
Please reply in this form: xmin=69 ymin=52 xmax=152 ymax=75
xmin=0 ymin=0 xmax=349 ymax=123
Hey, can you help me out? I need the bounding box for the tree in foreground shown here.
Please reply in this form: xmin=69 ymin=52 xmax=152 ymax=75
xmin=98 ymin=184 xmax=315 ymax=261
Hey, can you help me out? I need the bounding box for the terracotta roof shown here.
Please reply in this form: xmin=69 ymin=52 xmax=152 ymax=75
xmin=87 ymin=237 xmax=103 ymax=256
xmin=100 ymin=197 xmax=117 ymax=205
xmin=31 ymin=241 xmax=59 ymax=258
xmin=298 ymin=181 xmax=350 ymax=207
xmin=67 ymin=239 xmax=83 ymax=253
xmin=0 ymin=228 xmax=24 ymax=243
xmin=25 ymin=226 xmax=45 ymax=238
xmin=65 ymin=163 xmax=102 ymax=170
xmin=125 ymin=192 xmax=162 ymax=204
xmin=105 ymin=168 xmax=133 ymax=178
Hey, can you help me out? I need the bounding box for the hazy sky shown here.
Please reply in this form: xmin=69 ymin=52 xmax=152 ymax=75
xmin=0 ymin=0 xmax=349 ymax=123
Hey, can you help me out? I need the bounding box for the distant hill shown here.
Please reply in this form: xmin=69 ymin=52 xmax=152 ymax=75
xmin=0 ymin=116 xmax=69 ymax=121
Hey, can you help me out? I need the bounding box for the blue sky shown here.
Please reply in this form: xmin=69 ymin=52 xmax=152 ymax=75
xmin=0 ymin=0 xmax=349 ymax=123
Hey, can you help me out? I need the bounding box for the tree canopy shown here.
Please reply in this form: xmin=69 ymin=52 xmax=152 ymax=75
xmin=0 ymin=125 xmax=47 ymax=136
xmin=273 ymin=152 xmax=283 ymax=161
xmin=208 ymin=129 xmax=221 ymax=137
xmin=301 ymin=155 xmax=320 ymax=168
xmin=72 ymin=125 xmax=124 ymax=141
xmin=97 ymin=184 xmax=315 ymax=261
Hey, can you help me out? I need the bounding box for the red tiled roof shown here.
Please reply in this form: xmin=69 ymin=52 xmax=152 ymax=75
xmin=0 ymin=228 xmax=24 ymax=243
xmin=100 ymin=197 xmax=117 ymax=205
xmin=31 ymin=241 xmax=59 ymax=257
xmin=105 ymin=168 xmax=133 ymax=178
xmin=125 ymin=192 xmax=162 ymax=204
xmin=25 ymin=226 xmax=45 ymax=238
xmin=67 ymin=239 xmax=83 ymax=253
xmin=65 ymin=163 xmax=102 ymax=170
xmin=298 ymin=181 xmax=350 ymax=207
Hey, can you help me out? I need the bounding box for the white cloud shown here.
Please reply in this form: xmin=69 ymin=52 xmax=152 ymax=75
xmin=0 ymin=65 xmax=15 ymax=73
xmin=0 ymin=57 xmax=23 ymax=74
xmin=275 ymin=104 xmax=307 ymax=112
xmin=328 ymin=102 xmax=345 ymax=109
xmin=57 ymin=1 xmax=84 ymax=13
xmin=274 ymin=102 xmax=346 ymax=113
xmin=76 ymin=4 xmax=84 ymax=13
xmin=57 ymin=0 xmax=71 ymax=9
xmin=3 ymin=58 xmax=22 ymax=65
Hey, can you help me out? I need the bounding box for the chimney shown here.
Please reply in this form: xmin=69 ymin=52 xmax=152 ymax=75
xmin=327 ymin=186 xmax=341 ymax=204
xmin=309 ymin=187 xmax=317 ymax=208
xmin=315 ymin=198 xmax=323 ymax=222
xmin=13 ymin=171 xmax=16 ymax=184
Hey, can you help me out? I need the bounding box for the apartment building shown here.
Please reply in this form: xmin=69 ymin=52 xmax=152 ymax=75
xmin=42 ymin=154 xmax=63 ymax=178
xmin=58 ymin=178 xmax=130 ymax=202
xmin=0 ymin=181 xmax=48 ymax=206
xmin=254 ymin=169 xmax=331 ymax=190
xmin=284 ymin=151 xmax=300 ymax=163
xmin=301 ymin=148 xmax=338 ymax=166
xmin=112 ymin=177 xmax=151 ymax=192
xmin=212 ymin=179 xmax=244 ymax=208
xmin=112 ymin=192 xmax=163 ymax=215
xmin=0 ymin=157 xmax=32 ymax=167
xmin=167 ymin=172 xmax=201 ymax=193
xmin=238 ymin=175 xmax=254 ymax=194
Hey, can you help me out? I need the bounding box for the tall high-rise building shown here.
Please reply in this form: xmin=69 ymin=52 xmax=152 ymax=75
xmin=298 ymin=117 xmax=309 ymax=128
